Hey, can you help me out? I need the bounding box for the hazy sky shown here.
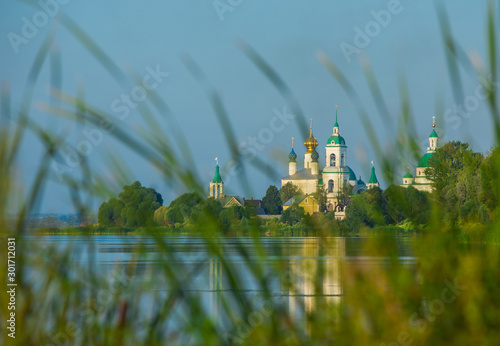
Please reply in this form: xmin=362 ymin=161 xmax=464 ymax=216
xmin=0 ymin=0 xmax=496 ymax=213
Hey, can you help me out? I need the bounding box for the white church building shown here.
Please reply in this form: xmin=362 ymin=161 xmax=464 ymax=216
xmin=281 ymin=106 xmax=379 ymax=213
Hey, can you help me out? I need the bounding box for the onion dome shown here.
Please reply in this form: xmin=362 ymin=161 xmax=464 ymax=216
xmin=304 ymin=119 xmax=318 ymax=153
xmin=289 ymin=148 xmax=297 ymax=162
xmin=311 ymin=149 xmax=319 ymax=162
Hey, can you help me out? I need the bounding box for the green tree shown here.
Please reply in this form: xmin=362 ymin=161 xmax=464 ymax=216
xmin=427 ymin=141 xmax=484 ymax=199
xmin=154 ymin=206 xmax=169 ymax=226
xmin=190 ymin=198 xmax=223 ymax=224
xmin=166 ymin=192 xmax=203 ymax=224
xmin=119 ymin=181 xmax=163 ymax=227
xmin=337 ymin=180 xmax=353 ymax=206
xmin=262 ymin=185 xmax=282 ymax=215
xmin=427 ymin=141 xmax=486 ymax=224
xmin=280 ymin=182 xmax=302 ymax=204
xmin=281 ymin=204 xmax=305 ymax=225
xmin=480 ymin=146 xmax=500 ymax=215
xmin=97 ymin=182 xmax=162 ymax=227
xmin=383 ymin=185 xmax=431 ymax=225
xmin=313 ymin=185 xmax=327 ymax=213
xmin=98 ymin=198 xmax=124 ymax=226
xmin=220 ymin=206 xmax=249 ymax=227
xmin=344 ymin=188 xmax=387 ymax=231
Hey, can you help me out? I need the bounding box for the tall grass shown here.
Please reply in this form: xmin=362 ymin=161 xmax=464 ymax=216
xmin=1 ymin=1 xmax=500 ymax=345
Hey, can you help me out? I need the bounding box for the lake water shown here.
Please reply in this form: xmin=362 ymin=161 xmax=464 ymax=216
xmin=27 ymin=235 xmax=417 ymax=339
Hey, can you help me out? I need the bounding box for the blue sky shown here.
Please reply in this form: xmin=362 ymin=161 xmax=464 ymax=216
xmin=0 ymin=0 xmax=496 ymax=213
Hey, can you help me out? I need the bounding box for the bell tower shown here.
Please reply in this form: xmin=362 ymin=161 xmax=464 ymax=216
xmin=427 ymin=116 xmax=439 ymax=153
xmin=209 ymin=158 xmax=224 ymax=199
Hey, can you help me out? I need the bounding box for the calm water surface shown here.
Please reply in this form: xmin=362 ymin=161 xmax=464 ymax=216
xmin=26 ymin=235 xmax=418 ymax=334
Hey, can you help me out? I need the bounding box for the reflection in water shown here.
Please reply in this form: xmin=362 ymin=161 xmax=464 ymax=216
xmin=285 ymin=238 xmax=345 ymax=320
xmin=27 ymin=235 xmax=416 ymax=333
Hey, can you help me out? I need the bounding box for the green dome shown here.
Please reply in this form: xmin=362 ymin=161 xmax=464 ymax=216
xmin=311 ymin=149 xmax=319 ymax=162
xmin=403 ymin=171 xmax=414 ymax=178
xmin=327 ymin=135 xmax=346 ymax=146
xmin=347 ymin=166 xmax=356 ymax=181
xmin=289 ymin=148 xmax=297 ymax=162
xmin=212 ymin=165 xmax=223 ymax=183
xmin=357 ymin=176 xmax=365 ymax=185
xmin=418 ymin=153 xmax=434 ymax=168
xmin=429 ymin=129 xmax=438 ymax=138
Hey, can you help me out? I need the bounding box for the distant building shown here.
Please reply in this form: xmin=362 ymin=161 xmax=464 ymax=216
xmin=244 ymin=198 xmax=265 ymax=215
xmin=283 ymin=194 xmax=321 ymax=215
xmin=208 ymin=161 xmax=244 ymax=208
xmin=280 ymin=106 xmax=376 ymax=213
xmin=367 ymin=164 xmax=380 ymax=189
xmin=401 ymin=118 xmax=439 ymax=192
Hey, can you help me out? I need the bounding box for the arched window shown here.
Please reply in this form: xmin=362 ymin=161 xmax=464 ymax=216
xmin=341 ymin=153 xmax=345 ymax=167
xmin=328 ymin=179 xmax=334 ymax=193
xmin=330 ymin=154 xmax=336 ymax=167
xmin=212 ymin=185 xmax=216 ymax=198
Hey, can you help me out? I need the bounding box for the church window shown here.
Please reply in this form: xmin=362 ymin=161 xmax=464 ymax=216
xmin=328 ymin=179 xmax=334 ymax=193
xmin=330 ymin=154 xmax=336 ymax=167
xmin=341 ymin=153 xmax=345 ymax=166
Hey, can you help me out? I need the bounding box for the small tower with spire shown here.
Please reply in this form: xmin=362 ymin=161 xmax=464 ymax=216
xmin=403 ymin=167 xmax=414 ymax=185
xmin=428 ymin=116 xmax=439 ymax=152
xmin=303 ymin=118 xmax=319 ymax=170
xmin=288 ymin=137 xmax=297 ymax=176
xmin=325 ymin=106 xmax=347 ymax=168
xmin=333 ymin=105 xmax=340 ymax=135
xmin=367 ymin=161 xmax=380 ymax=189
xmin=323 ymin=105 xmax=351 ymax=211
xmin=209 ymin=157 xmax=224 ymax=199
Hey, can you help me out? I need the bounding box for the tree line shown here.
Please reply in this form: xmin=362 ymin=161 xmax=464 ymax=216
xmin=97 ymin=141 xmax=500 ymax=233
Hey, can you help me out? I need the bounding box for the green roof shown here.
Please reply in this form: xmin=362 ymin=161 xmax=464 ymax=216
xmin=368 ymin=166 xmax=378 ymax=184
xmin=327 ymin=135 xmax=346 ymax=146
xmin=429 ymin=129 xmax=438 ymax=138
xmin=357 ymin=176 xmax=365 ymax=185
xmin=212 ymin=165 xmax=223 ymax=183
xmin=347 ymin=166 xmax=356 ymax=181
xmin=417 ymin=152 xmax=434 ymax=168
xmin=403 ymin=171 xmax=414 ymax=178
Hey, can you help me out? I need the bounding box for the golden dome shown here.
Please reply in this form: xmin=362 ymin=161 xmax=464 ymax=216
xmin=304 ymin=122 xmax=318 ymax=153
